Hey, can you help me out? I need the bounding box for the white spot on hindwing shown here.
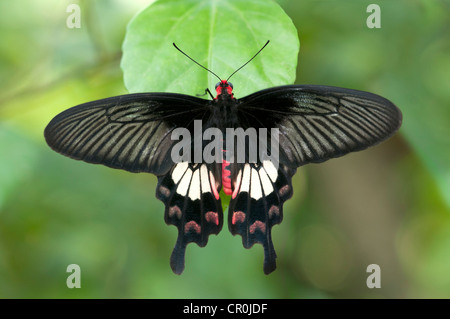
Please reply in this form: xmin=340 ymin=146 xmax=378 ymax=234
xmin=172 ymin=162 xmax=188 ymax=184
xmin=240 ymin=164 xmax=251 ymax=193
xmin=188 ymin=169 xmax=201 ymax=201
xmin=250 ymin=168 xmax=262 ymax=200
xmin=258 ymin=168 xmax=274 ymax=195
xmin=171 ymin=161 xmax=279 ymax=202
xmin=176 ymin=166 xmax=192 ymax=196
xmin=263 ymin=160 xmax=278 ymax=182
xmin=173 ymin=163 xmax=221 ymax=200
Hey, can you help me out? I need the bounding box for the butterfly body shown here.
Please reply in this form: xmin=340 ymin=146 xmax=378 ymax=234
xmin=207 ymin=80 xmax=242 ymax=197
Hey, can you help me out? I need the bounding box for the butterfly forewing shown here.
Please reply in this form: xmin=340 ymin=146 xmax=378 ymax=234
xmin=238 ymin=85 xmax=402 ymax=167
xmin=44 ymin=93 xmax=211 ymax=175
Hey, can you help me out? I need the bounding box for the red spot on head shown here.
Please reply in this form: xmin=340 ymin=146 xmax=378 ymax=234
xmin=224 ymin=82 xmax=233 ymax=95
xmin=205 ymin=211 xmax=219 ymax=225
xmin=249 ymin=221 xmax=266 ymax=234
xmin=215 ymin=80 xmax=234 ymax=98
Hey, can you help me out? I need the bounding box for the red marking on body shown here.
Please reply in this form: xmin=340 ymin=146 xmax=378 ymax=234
xmin=249 ymin=221 xmax=266 ymax=234
xmin=184 ymin=221 xmax=201 ymax=234
xmin=205 ymin=211 xmax=219 ymax=225
xmin=222 ymin=159 xmax=232 ymax=196
xmin=232 ymin=211 xmax=246 ymax=224
xmin=216 ymin=81 xmax=235 ymax=196
xmin=215 ymin=85 xmax=222 ymax=97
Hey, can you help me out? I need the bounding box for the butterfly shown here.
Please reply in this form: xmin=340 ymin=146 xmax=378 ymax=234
xmin=44 ymin=41 xmax=402 ymax=274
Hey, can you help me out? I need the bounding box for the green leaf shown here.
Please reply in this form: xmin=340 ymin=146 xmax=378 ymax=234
xmin=121 ymin=0 xmax=299 ymax=98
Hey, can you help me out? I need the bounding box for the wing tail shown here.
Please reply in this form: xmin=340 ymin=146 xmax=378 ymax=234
xmin=156 ymin=162 xmax=223 ymax=274
xmin=228 ymin=162 xmax=295 ymax=274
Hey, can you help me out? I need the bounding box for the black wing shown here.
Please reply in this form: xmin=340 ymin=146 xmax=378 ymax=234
xmin=44 ymin=93 xmax=223 ymax=274
xmin=237 ymin=85 xmax=402 ymax=168
xmin=228 ymin=162 xmax=295 ymax=274
xmin=44 ymin=93 xmax=211 ymax=175
xmin=156 ymin=162 xmax=223 ymax=274
xmin=228 ymin=85 xmax=402 ymax=274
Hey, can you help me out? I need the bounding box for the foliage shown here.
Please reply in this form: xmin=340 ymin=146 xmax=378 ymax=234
xmin=121 ymin=0 xmax=299 ymax=97
xmin=0 ymin=0 xmax=449 ymax=298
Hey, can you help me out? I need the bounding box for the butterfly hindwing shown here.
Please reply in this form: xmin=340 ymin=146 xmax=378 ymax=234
xmin=156 ymin=162 xmax=223 ymax=274
xmin=228 ymin=161 xmax=295 ymax=274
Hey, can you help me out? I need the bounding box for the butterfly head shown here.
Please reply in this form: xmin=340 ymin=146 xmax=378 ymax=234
xmin=215 ymin=80 xmax=234 ymax=99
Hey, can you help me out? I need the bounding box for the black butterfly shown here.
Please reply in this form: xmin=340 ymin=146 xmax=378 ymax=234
xmin=44 ymin=41 xmax=402 ymax=274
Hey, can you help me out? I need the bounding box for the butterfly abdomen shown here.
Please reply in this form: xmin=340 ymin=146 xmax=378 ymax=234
xmin=211 ymin=92 xmax=240 ymax=196
xmin=222 ymin=156 xmax=232 ymax=195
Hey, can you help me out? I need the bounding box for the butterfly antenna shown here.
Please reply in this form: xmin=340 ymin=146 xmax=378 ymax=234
xmin=226 ymin=40 xmax=270 ymax=81
xmin=173 ymin=43 xmax=222 ymax=82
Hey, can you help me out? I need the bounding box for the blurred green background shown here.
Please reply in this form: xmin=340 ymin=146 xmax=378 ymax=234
xmin=1 ymin=0 xmax=449 ymax=298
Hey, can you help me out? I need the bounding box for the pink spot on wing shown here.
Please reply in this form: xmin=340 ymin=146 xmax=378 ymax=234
xmin=184 ymin=221 xmax=201 ymax=234
xmin=268 ymin=205 xmax=280 ymax=219
xmin=279 ymin=185 xmax=290 ymax=197
xmin=158 ymin=186 xmax=171 ymax=198
xmin=168 ymin=206 xmax=182 ymax=219
xmin=249 ymin=221 xmax=266 ymax=234
xmin=232 ymin=211 xmax=246 ymax=224
xmin=205 ymin=211 xmax=219 ymax=225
